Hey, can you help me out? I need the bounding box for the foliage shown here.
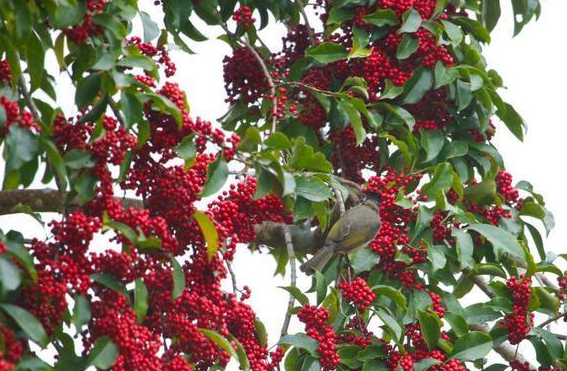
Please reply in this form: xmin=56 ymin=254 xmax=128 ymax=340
xmin=0 ymin=0 xmax=562 ymax=371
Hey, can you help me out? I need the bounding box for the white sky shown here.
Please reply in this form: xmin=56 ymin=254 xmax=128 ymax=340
xmin=1 ymin=0 xmax=566 ymax=368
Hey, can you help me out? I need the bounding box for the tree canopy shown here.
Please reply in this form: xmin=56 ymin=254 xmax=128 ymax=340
xmin=0 ymin=1 xmax=562 ymax=371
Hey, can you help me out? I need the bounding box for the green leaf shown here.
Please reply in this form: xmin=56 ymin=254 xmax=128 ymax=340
xmin=140 ymin=11 xmax=160 ymax=41
xmin=0 ymin=256 xmax=21 ymax=291
xmin=4 ymin=125 xmax=38 ymax=173
xmin=450 ymin=331 xmax=493 ymax=361
xmin=414 ymin=358 xmax=441 ymax=371
xmin=171 ymin=257 xmax=185 ymax=300
xmin=441 ymin=20 xmax=463 ymax=46
xmin=372 ymin=285 xmax=407 ymax=308
xmin=452 ymin=230 xmax=474 ymax=269
xmin=497 ymin=103 xmax=525 ymax=141
xmin=174 ymin=135 xmax=197 ymax=164
xmin=64 ymin=149 xmax=96 ymax=169
xmin=134 ymin=278 xmax=149 ymax=323
xmin=121 ymin=92 xmax=143 ymax=127
xmin=91 ymin=273 xmax=129 ymax=297
xmin=467 ymin=224 xmax=525 ymax=260
xmin=444 ymin=312 xmax=469 ymax=336
xmin=295 ymin=176 xmax=333 ymax=202
xmin=482 ymin=0 xmax=501 ymax=32
xmin=0 ymin=304 xmax=48 ymax=347
xmin=398 ymin=8 xmax=422 ymax=33
xmin=532 ymin=287 xmax=559 ymax=316
xmin=278 ymin=334 xmax=319 ymax=356
xmin=434 ymin=62 xmax=459 ymax=89
xmin=87 ymin=336 xmax=119 ymax=370
xmin=464 ymin=180 xmax=496 ymax=205
xmin=254 ymin=318 xmax=268 ymax=347
xmin=352 ymin=248 xmax=379 ymax=275
xmin=265 ymin=132 xmax=291 ymax=149
xmin=418 ymin=310 xmax=440 ymax=350
xmin=339 ymin=98 xmax=365 ymax=144
xmin=426 ymin=244 xmax=447 ymax=271
xmin=27 ymin=32 xmax=45 ymax=92
xmin=201 ymin=154 xmax=229 ymax=197
xmin=75 ymin=73 xmax=101 ymax=110
xmin=73 ymin=294 xmax=91 ymax=330
xmin=376 ymin=310 xmax=402 ymax=341
xmin=400 ymin=67 xmax=434 ymax=105
xmin=421 ymin=163 xmax=453 ymax=199
xmin=396 ymin=34 xmax=420 ymax=60
xmin=362 ymin=9 xmax=398 ymax=27
xmin=305 ymin=42 xmax=349 ymax=63
xmin=227 ymin=335 xmax=250 ymax=371
xmin=421 ymin=129 xmax=444 ymax=162
xmin=279 ymin=286 xmax=309 ymax=306
xmin=199 ymin=329 xmax=239 ymax=360
xmin=193 ymin=211 xmax=219 ymax=261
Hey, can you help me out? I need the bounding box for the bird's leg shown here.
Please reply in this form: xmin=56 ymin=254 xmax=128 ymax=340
xmin=335 ymin=255 xmax=345 ymax=287
xmin=344 ymin=255 xmax=353 ymax=283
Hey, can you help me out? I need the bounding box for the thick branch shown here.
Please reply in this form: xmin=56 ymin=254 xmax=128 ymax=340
xmin=280 ymin=227 xmax=297 ymax=337
xmin=0 ymin=189 xmax=144 ymax=214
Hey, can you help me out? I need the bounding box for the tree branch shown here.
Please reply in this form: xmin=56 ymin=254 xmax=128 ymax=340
xmin=280 ymin=227 xmax=297 ymax=338
xmin=294 ymin=0 xmax=315 ymax=44
xmin=0 ymin=189 xmax=144 ymax=214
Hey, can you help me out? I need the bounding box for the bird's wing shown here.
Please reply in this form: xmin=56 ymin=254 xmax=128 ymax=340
xmin=328 ymin=204 xmax=380 ymax=253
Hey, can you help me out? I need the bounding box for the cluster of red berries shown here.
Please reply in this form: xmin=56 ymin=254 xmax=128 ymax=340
xmin=501 ymin=275 xmax=533 ymax=345
xmin=496 ymin=170 xmax=523 ymax=208
xmin=510 ymin=360 xmax=562 ymax=371
xmin=366 ymin=169 xmax=424 ymax=290
xmin=232 ymin=6 xmax=255 ymax=29
xmin=330 ymin=128 xmax=380 ymax=182
xmin=63 ymin=0 xmax=105 ymax=44
xmin=556 ymin=274 xmax=567 ymax=302
xmin=429 ymin=292 xmax=445 ymax=318
xmin=297 ymin=305 xmax=340 ymax=370
xmin=223 ymin=47 xmax=269 ymax=104
xmin=127 ymin=37 xmax=177 ymax=77
xmin=0 ymin=326 xmax=24 ymax=371
xmin=0 ymin=96 xmax=40 ymax=136
xmin=339 ymin=277 xmax=376 ymax=312
xmin=379 ymin=0 xmax=437 ymax=19
xmin=0 ymin=60 xmax=11 ymax=84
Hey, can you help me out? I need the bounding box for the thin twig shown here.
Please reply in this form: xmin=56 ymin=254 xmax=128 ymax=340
xmin=280 ymin=227 xmax=297 ymax=338
xmin=537 ymin=313 xmax=566 ymax=328
xmin=17 ymin=77 xmax=40 ymax=121
xmin=226 ymin=260 xmax=238 ymax=295
xmin=294 ymin=0 xmax=315 ymax=44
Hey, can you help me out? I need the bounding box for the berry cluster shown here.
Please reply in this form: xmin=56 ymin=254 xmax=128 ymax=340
xmin=223 ymin=47 xmax=269 ymax=104
xmin=510 ymin=360 xmax=561 ymax=371
xmin=0 ymin=60 xmax=11 ymax=84
xmin=63 ymin=0 xmax=106 ymax=44
xmin=297 ymin=305 xmax=340 ymax=370
xmin=339 ymin=277 xmax=376 ymax=312
xmin=501 ymin=275 xmax=533 ymax=345
xmin=0 ymin=96 xmax=40 ymax=136
xmin=232 ymin=6 xmax=255 ymax=29
xmin=496 ymin=170 xmax=523 ymax=208
xmin=366 ymin=169 xmax=424 ymax=290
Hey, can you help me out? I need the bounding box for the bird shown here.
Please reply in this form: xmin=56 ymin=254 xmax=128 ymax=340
xmin=299 ymin=193 xmax=381 ymax=275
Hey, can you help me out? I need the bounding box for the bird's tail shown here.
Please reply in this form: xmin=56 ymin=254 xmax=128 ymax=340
xmin=300 ymin=244 xmax=335 ymax=276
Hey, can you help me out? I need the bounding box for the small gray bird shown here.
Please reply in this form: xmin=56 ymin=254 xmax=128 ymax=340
xmin=300 ymin=194 xmax=381 ymax=275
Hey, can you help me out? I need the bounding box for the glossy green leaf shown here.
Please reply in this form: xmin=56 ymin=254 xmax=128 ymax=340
xmin=75 ymin=73 xmax=101 ymax=110
xmin=171 ymin=257 xmax=185 ymax=300
xmin=134 ymin=278 xmax=149 ymax=323
xmin=73 ymin=294 xmax=91 ymax=330
xmin=450 ymin=331 xmax=493 ymax=361
xmin=87 ymin=336 xmax=119 ymax=370
xmin=305 ymin=42 xmax=349 ymax=63
xmin=467 ymin=224 xmax=525 ymax=260
xmin=279 ymin=334 xmax=319 ymax=356
xmin=418 ymin=310 xmax=440 ymax=350
xmin=362 ymin=9 xmax=398 ymax=27
xmin=0 ymin=256 xmax=21 ymax=291
xmin=398 ymin=8 xmax=422 ymax=33
xmin=396 ymin=34 xmax=419 ymax=60
xmin=201 ymin=154 xmax=229 ymax=197
xmin=193 ymin=211 xmax=219 ymax=261
xmin=0 ymin=304 xmax=48 ymax=347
